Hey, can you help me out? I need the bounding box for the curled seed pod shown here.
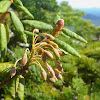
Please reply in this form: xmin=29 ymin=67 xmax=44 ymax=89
xmin=48 ymin=41 xmax=58 ymax=49
xmin=41 ymin=69 xmax=47 ymax=81
xmin=42 ymin=53 xmax=46 ymax=62
xmin=53 ymin=49 xmax=60 ymax=59
xmin=22 ymin=53 xmax=27 ymax=66
xmin=44 ymin=50 xmax=53 ymax=60
xmin=34 ymin=29 xmax=39 ymax=33
xmin=58 ymin=50 xmax=67 ymax=56
xmin=10 ymin=66 xmax=16 ymax=78
xmin=45 ymin=62 xmax=55 ymax=77
xmin=42 ymin=33 xmax=55 ymax=40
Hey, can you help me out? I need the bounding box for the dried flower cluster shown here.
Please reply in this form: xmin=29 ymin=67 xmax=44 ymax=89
xmin=10 ymin=19 xmax=67 ymax=83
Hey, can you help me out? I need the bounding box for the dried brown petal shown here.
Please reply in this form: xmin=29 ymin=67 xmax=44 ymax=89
xmin=10 ymin=67 xmax=16 ymax=78
xmin=49 ymin=41 xmax=58 ymax=49
xmin=44 ymin=50 xmax=53 ymax=60
xmin=58 ymin=50 xmax=67 ymax=56
xmin=42 ymin=33 xmax=55 ymax=40
xmin=45 ymin=62 xmax=55 ymax=77
xmin=42 ymin=53 xmax=46 ymax=62
xmin=41 ymin=69 xmax=47 ymax=81
xmin=53 ymin=49 xmax=60 ymax=59
xmin=22 ymin=53 xmax=27 ymax=66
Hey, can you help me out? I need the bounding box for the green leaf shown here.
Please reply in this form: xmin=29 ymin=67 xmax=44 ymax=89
xmin=23 ymin=20 xmax=53 ymax=30
xmin=62 ymin=28 xmax=87 ymax=43
xmin=53 ymin=15 xmax=61 ymax=24
xmin=5 ymin=22 xmax=10 ymax=43
xmin=13 ymin=0 xmax=23 ymax=6
xmin=24 ymin=30 xmax=37 ymax=36
xmin=10 ymin=11 xmax=24 ymax=34
xmin=5 ymin=77 xmax=19 ymax=100
xmin=0 ymin=23 xmax=7 ymax=52
xmin=0 ymin=0 xmax=11 ymax=13
xmin=60 ymin=31 xmax=70 ymax=39
xmin=20 ymin=33 xmax=27 ymax=44
xmin=15 ymin=76 xmax=25 ymax=100
xmin=15 ymin=5 xmax=34 ymax=19
xmin=0 ymin=62 xmax=13 ymax=81
xmin=54 ymin=38 xmax=81 ymax=57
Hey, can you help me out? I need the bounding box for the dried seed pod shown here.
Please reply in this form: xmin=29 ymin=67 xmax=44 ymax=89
xmin=53 ymin=49 xmax=60 ymax=59
xmin=55 ymin=61 xmax=64 ymax=72
xmin=10 ymin=66 xmax=16 ymax=78
xmin=48 ymin=41 xmax=58 ymax=49
xmin=41 ymin=69 xmax=47 ymax=81
xmin=55 ymin=71 xmax=64 ymax=82
xmin=44 ymin=50 xmax=53 ymax=60
xmin=22 ymin=53 xmax=27 ymax=66
xmin=42 ymin=53 xmax=46 ymax=62
xmin=45 ymin=62 xmax=55 ymax=77
xmin=58 ymin=50 xmax=67 ymax=56
xmin=42 ymin=33 xmax=55 ymax=40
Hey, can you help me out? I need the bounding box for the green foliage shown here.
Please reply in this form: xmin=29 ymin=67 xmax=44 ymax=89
xmin=23 ymin=20 xmax=53 ymax=30
xmin=54 ymin=38 xmax=80 ymax=57
xmin=0 ymin=23 xmax=7 ymax=52
xmin=62 ymin=28 xmax=87 ymax=43
xmin=0 ymin=0 xmax=11 ymax=13
xmin=5 ymin=77 xmax=25 ymax=100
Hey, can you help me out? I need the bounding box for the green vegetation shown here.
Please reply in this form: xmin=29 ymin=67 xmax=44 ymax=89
xmin=0 ymin=0 xmax=100 ymax=100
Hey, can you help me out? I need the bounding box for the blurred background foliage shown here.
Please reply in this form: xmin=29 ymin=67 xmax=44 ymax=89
xmin=0 ymin=0 xmax=100 ymax=100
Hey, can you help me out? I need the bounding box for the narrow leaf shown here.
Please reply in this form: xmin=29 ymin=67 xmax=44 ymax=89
xmin=10 ymin=11 xmax=24 ymax=34
xmin=54 ymin=38 xmax=81 ymax=57
xmin=20 ymin=33 xmax=27 ymax=44
xmin=0 ymin=23 xmax=7 ymax=52
xmin=5 ymin=77 xmax=19 ymax=100
xmin=53 ymin=15 xmax=61 ymax=24
xmin=13 ymin=0 xmax=23 ymax=6
xmin=23 ymin=20 xmax=53 ymax=30
xmin=60 ymin=31 xmax=70 ymax=39
xmin=62 ymin=28 xmax=87 ymax=43
xmin=15 ymin=76 xmax=25 ymax=100
xmin=0 ymin=1 xmax=11 ymax=13
xmin=5 ymin=22 xmax=10 ymax=43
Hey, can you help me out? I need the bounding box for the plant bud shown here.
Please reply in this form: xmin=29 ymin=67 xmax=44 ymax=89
xmin=22 ymin=53 xmax=27 ymax=66
xmin=56 ymin=19 xmax=64 ymax=30
xmin=42 ymin=33 xmax=55 ymax=40
xmin=34 ymin=29 xmax=39 ymax=33
xmin=42 ymin=53 xmax=46 ymax=62
xmin=53 ymin=49 xmax=60 ymax=59
xmin=58 ymin=50 xmax=67 ymax=56
xmin=41 ymin=69 xmax=47 ymax=81
xmin=49 ymin=41 xmax=58 ymax=49
xmin=45 ymin=63 xmax=55 ymax=77
xmin=44 ymin=50 xmax=53 ymax=60
xmin=10 ymin=67 xmax=16 ymax=78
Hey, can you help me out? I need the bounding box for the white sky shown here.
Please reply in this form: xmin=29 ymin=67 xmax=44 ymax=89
xmin=56 ymin=0 xmax=100 ymax=8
